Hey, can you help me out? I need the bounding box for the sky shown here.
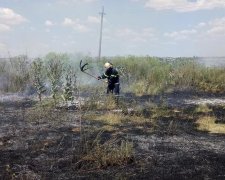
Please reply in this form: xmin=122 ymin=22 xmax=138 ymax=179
xmin=1 ymin=0 xmax=225 ymax=58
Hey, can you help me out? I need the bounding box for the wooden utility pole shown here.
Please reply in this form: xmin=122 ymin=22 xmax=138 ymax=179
xmin=98 ymin=6 xmax=105 ymax=61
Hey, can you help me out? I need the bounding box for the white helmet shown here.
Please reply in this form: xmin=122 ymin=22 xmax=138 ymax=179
xmin=104 ymin=62 xmax=112 ymax=68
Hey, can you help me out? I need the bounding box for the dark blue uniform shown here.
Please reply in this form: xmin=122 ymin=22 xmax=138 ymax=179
xmin=98 ymin=67 xmax=120 ymax=95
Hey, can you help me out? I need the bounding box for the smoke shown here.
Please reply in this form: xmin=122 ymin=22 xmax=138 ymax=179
xmin=0 ymin=76 xmax=9 ymax=92
xmin=196 ymin=57 xmax=225 ymax=67
xmin=66 ymin=53 xmax=102 ymax=86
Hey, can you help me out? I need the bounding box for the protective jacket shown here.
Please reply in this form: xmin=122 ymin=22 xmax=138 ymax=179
xmin=99 ymin=67 xmax=120 ymax=94
xmin=100 ymin=67 xmax=119 ymax=84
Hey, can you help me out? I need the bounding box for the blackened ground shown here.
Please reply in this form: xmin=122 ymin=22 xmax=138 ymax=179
xmin=1 ymin=92 xmax=225 ymax=179
xmin=122 ymin=89 xmax=225 ymax=107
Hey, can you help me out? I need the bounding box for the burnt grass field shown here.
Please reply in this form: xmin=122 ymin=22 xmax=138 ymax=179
xmin=1 ymin=90 xmax=225 ymax=180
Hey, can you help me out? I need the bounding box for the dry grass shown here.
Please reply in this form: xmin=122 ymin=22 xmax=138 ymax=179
xmin=77 ymin=137 xmax=134 ymax=169
xmin=24 ymin=100 xmax=75 ymax=124
xmin=81 ymin=94 xmax=118 ymax=111
xmin=84 ymin=112 xmax=152 ymax=126
xmin=195 ymin=104 xmax=212 ymax=113
xmin=89 ymin=113 xmax=124 ymax=125
xmin=196 ymin=115 xmax=225 ymax=134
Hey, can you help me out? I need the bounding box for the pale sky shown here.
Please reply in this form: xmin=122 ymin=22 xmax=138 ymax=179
xmin=1 ymin=0 xmax=225 ymax=57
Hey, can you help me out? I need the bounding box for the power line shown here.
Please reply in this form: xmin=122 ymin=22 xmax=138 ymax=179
xmin=98 ymin=6 xmax=105 ymax=61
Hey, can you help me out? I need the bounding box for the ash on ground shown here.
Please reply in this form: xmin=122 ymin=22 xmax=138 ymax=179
xmin=1 ymin=92 xmax=225 ymax=179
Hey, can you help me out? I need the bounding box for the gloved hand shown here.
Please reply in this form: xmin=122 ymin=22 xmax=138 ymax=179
xmin=97 ymin=76 xmax=101 ymax=80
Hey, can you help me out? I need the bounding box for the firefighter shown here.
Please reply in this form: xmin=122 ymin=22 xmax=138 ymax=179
xmin=97 ymin=62 xmax=120 ymax=95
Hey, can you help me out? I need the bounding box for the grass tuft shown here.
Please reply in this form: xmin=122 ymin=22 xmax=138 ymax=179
xmin=196 ymin=115 xmax=225 ymax=134
xmin=75 ymin=131 xmax=134 ymax=170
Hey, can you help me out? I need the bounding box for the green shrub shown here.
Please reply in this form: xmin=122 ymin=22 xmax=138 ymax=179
xmin=30 ymin=58 xmax=46 ymax=102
